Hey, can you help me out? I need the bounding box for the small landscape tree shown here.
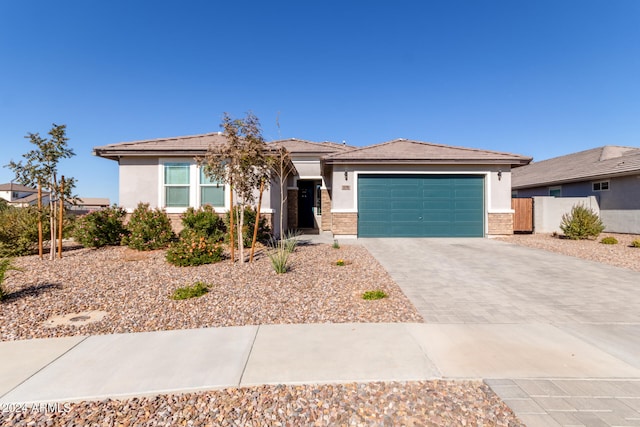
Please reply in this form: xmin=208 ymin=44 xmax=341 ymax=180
xmin=6 ymin=124 xmax=77 ymax=260
xmin=198 ymin=112 xmax=270 ymax=264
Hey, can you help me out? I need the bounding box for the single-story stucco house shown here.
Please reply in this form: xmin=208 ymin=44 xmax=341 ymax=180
xmin=93 ymin=133 xmax=531 ymax=238
xmin=0 ymin=183 xmax=50 ymax=207
xmin=512 ymin=145 xmax=640 ymax=234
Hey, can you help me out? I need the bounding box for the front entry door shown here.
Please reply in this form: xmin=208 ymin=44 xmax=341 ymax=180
xmin=297 ymin=181 xmax=315 ymax=228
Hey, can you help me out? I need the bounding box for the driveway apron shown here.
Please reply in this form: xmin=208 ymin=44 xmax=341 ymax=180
xmin=362 ymin=238 xmax=640 ymax=427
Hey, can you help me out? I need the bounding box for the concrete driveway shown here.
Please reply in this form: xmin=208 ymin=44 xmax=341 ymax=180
xmin=362 ymin=238 xmax=640 ymax=427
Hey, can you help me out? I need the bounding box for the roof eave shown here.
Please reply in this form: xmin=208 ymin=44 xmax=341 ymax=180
xmin=513 ymin=169 xmax=640 ymax=190
xmin=93 ymin=149 xmax=207 ymax=160
xmin=323 ymin=158 xmax=531 ymax=167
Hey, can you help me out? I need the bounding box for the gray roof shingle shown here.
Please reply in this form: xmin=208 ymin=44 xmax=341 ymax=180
xmin=93 ymin=134 xmax=353 ymax=160
xmin=323 ymin=138 xmax=532 ymax=165
xmin=512 ymin=145 xmax=640 ymax=189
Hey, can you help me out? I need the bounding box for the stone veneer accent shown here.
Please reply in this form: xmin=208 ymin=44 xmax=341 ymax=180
xmin=320 ymin=188 xmax=332 ymax=232
xmin=287 ymin=189 xmax=298 ymax=230
xmin=487 ymin=212 xmax=513 ymax=235
xmin=331 ymin=212 xmax=358 ymax=235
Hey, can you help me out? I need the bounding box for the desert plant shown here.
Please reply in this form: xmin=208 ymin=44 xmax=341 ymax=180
xmin=362 ymin=290 xmax=388 ymax=300
xmin=166 ymin=230 xmax=224 ymax=266
xmin=0 ymin=205 xmax=50 ymax=257
xmin=72 ymin=206 xmax=128 ymax=248
xmin=0 ymin=258 xmax=22 ymax=301
xmin=336 ymin=259 xmax=345 ymax=266
xmin=268 ymin=241 xmax=290 ymax=274
xmin=281 ymin=229 xmax=300 ymax=253
xmin=180 ymin=205 xmax=226 ymax=241
xmin=631 ymin=239 xmax=640 ymax=248
xmin=171 ymin=281 xmax=209 ymax=300
xmin=122 ymin=203 xmax=175 ymax=251
xmin=332 ymin=240 xmax=340 ymax=249
xmin=600 ymin=236 xmax=618 ymax=245
xmin=560 ymin=204 xmax=605 ymax=240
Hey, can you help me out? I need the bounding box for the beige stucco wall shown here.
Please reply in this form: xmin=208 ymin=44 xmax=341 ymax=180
xmin=292 ymin=158 xmax=322 ymax=178
xmin=119 ymin=157 xmax=159 ymax=210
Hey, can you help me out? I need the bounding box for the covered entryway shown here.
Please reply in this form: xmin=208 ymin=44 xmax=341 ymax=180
xmin=357 ymin=174 xmax=485 ymax=237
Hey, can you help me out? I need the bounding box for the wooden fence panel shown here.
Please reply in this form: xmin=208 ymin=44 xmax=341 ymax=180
xmin=512 ymin=198 xmax=533 ymax=232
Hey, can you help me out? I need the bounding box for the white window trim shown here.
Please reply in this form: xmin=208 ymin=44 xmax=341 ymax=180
xmin=159 ymin=159 xmax=230 ymax=213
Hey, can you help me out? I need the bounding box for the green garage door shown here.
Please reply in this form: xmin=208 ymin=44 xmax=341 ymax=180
xmin=357 ymin=174 xmax=484 ymax=237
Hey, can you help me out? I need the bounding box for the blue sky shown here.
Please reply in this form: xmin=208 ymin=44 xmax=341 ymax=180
xmin=1 ymin=1 xmax=639 ymax=204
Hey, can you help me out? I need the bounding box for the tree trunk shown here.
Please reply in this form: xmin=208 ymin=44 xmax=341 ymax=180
xmin=37 ymin=181 xmax=43 ymax=260
xmin=238 ymin=204 xmax=245 ymax=264
xmin=58 ymin=176 xmax=64 ymax=259
xmin=49 ymin=199 xmax=55 ymax=260
xmin=250 ymin=180 xmax=265 ymax=262
xmin=229 ymin=179 xmax=235 ymax=263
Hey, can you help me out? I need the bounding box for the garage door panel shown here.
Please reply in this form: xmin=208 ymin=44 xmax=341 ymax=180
xmin=358 ymin=174 xmax=484 ymax=237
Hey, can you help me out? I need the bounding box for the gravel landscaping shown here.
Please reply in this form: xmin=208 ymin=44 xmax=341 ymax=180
xmin=0 ymin=381 xmax=524 ymax=427
xmin=0 ymin=240 xmax=528 ymax=426
xmin=496 ymin=232 xmax=640 ymax=272
xmin=1 ymin=243 xmax=422 ymax=341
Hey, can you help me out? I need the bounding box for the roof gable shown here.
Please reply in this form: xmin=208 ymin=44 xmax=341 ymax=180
xmin=324 ymin=138 xmax=531 ymax=165
xmin=512 ymin=145 xmax=640 ymax=189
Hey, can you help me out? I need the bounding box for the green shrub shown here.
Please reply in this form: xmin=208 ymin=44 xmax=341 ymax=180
xmin=362 ymin=290 xmax=388 ymax=300
xmin=0 ymin=258 xmax=22 ymax=301
xmin=166 ymin=230 xmax=224 ymax=266
xmin=0 ymin=206 xmax=49 ymax=257
xmin=225 ymin=206 xmax=271 ymax=248
xmin=180 ymin=205 xmax=226 ymax=241
xmin=121 ymin=203 xmax=175 ymax=251
xmin=332 ymin=239 xmax=340 ymax=249
xmin=268 ymin=241 xmax=290 ymax=274
xmin=171 ymin=281 xmax=209 ymax=300
xmin=336 ymin=259 xmax=345 ymax=266
xmin=600 ymin=236 xmax=618 ymax=245
xmin=560 ymin=205 xmax=605 ymax=240
xmin=631 ymin=239 xmax=640 ymax=248
xmin=73 ymin=206 xmax=128 ymax=248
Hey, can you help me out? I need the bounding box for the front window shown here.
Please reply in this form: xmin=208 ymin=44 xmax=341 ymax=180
xmin=200 ymin=169 xmax=225 ymax=207
xmin=549 ymin=186 xmax=561 ymax=197
xmin=164 ymin=163 xmax=190 ymax=207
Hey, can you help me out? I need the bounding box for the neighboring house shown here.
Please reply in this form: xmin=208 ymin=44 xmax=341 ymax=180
xmin=0 ymin=183 xmax=50 ymax=207
xmin=67 ymin=198 xmax=111 ymax=214
xmin=512 ymin=146 xmax=640 ymax=234
xmin=0 ymin=183 xmax=109 ymax=213
xmin=93 ymin=133 xmax=531 ymax=238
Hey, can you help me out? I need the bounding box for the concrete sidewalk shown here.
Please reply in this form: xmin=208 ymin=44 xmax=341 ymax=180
xmin=2 ymin=322 xmax=639 ymax=406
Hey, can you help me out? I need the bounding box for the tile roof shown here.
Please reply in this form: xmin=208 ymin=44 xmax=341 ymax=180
xmin=323 ymin=138 xmax=532 ymax=165
xmin=268 ymin=138 xmax=355 ymax=154
xmin=0 ymin=183 xmax=37 ymax=192
xmin=76 ymin=198 xmax=110 ymax=206
xmin=512 ymin=145 xmax=640 ymax=189
xmin=93 ymin=133 xmax=227 ymax=160
xmin=93 ymin=134 xmax=354 ymax=160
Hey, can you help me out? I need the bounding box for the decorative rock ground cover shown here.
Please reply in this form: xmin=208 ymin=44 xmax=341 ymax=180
xmin=1 ymin=244 xmax=422 ymax=341
xmin=1 ymin=381 xmax=524 ymax=426
xmin=0 ymin=242 xmax=527 ymax=426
